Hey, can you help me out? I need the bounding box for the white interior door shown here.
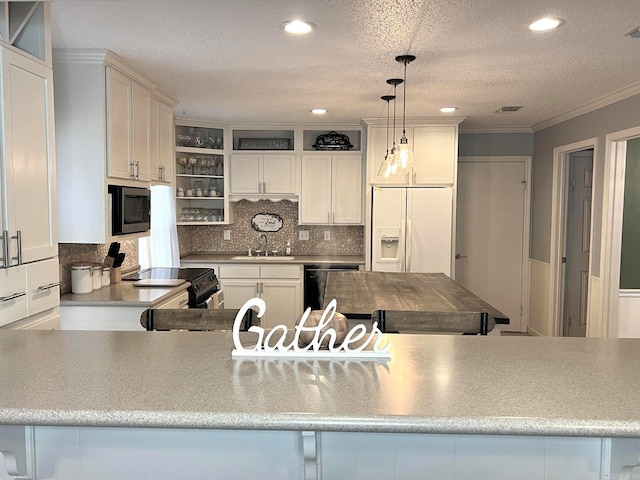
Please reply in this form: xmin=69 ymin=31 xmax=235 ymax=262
xmin=563 ymin=150 xmax=593 ymax=337
xmin=456 ymin=158 xmax=528 ymax=332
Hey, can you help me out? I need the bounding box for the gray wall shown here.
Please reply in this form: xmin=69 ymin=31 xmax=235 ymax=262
xmin=459 ymin=132 xmax=534 ymax=157
xmin=532 ymin=93 xmax=640 ymax=277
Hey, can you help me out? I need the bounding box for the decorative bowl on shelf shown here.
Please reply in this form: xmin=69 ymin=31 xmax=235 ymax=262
xmin=313 ymin=131 xmax=353 ymax=150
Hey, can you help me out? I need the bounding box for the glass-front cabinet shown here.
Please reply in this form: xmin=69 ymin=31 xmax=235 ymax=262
xmin=174 ymin=121 xmax=232 ymax=224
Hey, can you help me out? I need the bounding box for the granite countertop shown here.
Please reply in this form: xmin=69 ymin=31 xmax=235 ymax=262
xmin=59 ymin=281 xmax=190 ymax=307
xmin=180 ymin=253 xmax=364 ymax=265
xmin=1 ymin=330 xmax=640 ymax=438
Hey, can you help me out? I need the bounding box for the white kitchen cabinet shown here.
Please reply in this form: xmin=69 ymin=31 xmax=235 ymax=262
xmin=0 ymin=257 xmax=60 ymax=328
xmin=149 ymin=97 xmax=174 ymax=183
xmin=0 ymin=47 xmax=57 ymax=265
xmin=106 ymin=66 xmax=151 ymax=182
xmin=230 ymin=153 xmax=296 ymax=195
xmin=218 ymin=264 xmax=302 ymax=329
xmin=365 ymin=120 xmax=462 ymax=186
xmin=300 ymin=154 xmax=363 ymax=225
xmin=53 ymin=49 xmax=176 ymax=243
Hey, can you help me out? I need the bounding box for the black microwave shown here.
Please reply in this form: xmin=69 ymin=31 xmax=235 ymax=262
xmin=108 ymin=185 xmax=151 ymax=235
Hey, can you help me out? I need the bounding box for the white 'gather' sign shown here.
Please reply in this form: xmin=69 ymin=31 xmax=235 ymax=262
xmin=231 ymin=298 xmax=392 ymax=359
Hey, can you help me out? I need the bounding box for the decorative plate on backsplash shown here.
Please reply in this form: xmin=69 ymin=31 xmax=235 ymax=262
xmin=251 ymin=213 xmax=283 ymax=232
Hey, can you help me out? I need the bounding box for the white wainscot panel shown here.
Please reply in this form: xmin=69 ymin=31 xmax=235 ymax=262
xmin=319 ymin=432 xmax=603 ymax=480
xmin=33 ymin=427 xmax=300 ymax=480
xmin=618 ymin=290 xmax=640 ymax=338
xmin=587 ymin=276 xmax=602 ymax=337
xmin=528 ymin=259 xmax=550 ymax=336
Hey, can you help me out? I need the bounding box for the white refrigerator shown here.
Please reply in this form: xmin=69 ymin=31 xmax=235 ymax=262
xmin=371 ymin=187 xmax=453 ymax=275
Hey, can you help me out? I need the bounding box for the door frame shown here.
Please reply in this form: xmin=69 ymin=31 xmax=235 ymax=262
xmin=600 ymin=125 xmax=640 ymax=338
xmin=549 ymin=138 xmax=598 ymax=337
xmin=457 ymin=156 xmax=532 ymax=332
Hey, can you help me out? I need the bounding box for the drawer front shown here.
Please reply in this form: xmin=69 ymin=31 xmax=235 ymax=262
xmin=157 ymin=290 xmax=189 ymax=309
xmin=1 ymin=307 xmax=60 ymax=330
xmin=0 ymin=265 xmax=28 ymax=327
xmin=219 ymin=265 xmax=261 ymax=279
xmin=26 ymin=257 xmax=61 ymax=316
xmin=260 ymin=265 xmax=302 ymax=279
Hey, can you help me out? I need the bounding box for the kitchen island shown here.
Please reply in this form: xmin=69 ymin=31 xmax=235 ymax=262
xmin=1 ymin=330 xmax=640 ymax=479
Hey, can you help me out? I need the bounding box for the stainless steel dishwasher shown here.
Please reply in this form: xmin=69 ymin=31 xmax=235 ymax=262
xmin=303 ymin=264 xmax=360 ymax=310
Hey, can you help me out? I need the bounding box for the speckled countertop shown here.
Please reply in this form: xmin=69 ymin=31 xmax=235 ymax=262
xmin=181 ymin=253 xmax=364 ymax=265
xmin=1 ymin=331 xmax=639 ymax=438
xmin=59 ymin=281 xmax=189 ymax=306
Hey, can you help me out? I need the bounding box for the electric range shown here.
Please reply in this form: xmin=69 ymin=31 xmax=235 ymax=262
xmin=123 ymin=267 xmax=219 ymax=308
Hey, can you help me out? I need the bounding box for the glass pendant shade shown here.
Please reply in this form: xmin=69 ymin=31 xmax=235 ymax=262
xmin=396 ymin=134 xmax=414 ymax=169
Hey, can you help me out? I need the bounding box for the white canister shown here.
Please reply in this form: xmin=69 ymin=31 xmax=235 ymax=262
xmin=92 ymin=264 xmax=102 ymax=290
xmin=101 ymin=267 xmax=111 ymax=287
xmin=71 ymin=263 xmax=94 ymax=294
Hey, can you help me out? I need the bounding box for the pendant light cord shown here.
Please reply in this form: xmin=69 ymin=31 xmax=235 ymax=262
xmin=386 ymin=98 xmax=390 ymax=154
xmin=402 ymin=61 xmax=407 ymax=136
xmin=392 ymin=84 xmax=397 ymax=148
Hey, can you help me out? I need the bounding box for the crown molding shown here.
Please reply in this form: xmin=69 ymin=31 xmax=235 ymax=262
xmin=459 ymin=126 xmax=533 ymax=134
xmin=361 ymin=116 xmax=465 ymax=127
xmin=533 ymin=81 xmax=640 ymax=132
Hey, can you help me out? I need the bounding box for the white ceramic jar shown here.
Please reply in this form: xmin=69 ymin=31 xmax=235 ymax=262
xmin=71 ymin=263 xmax=94 ymax=294
xmin=101 ymin=267 xmax=111 ymax=287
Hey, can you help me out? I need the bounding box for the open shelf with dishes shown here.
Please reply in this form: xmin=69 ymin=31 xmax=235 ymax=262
xmin=302 ymin=129 xmax=362 ymax=152
xmin=175 ymin=120 xmax=232 ymax=225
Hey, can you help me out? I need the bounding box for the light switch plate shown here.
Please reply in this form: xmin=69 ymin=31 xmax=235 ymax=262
xmin=223 ymin=230 xmax=231 ymax=240
xmin=324 ymin=230 xmax=331 ymax=241
xmin=299 ymin=230 xmax=309 ymax=241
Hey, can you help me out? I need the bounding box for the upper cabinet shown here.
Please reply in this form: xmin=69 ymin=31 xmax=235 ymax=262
xmin=149 ymin=97 xmax=174 ymax=183
xmin=53 ymin=49 xmax=177 ymax=243
xmin=0 ymin=46 xmax=57 ymax=265
xmin=0 ymin=2 xmax=51 ymax=65
xmin=106 ymin=66 xmax=152 ymax=182
xmin=230 ymin=153 xmax=296 ymax=196
xmin=364 ymin=118 xmax=464 ymax=186
xmin=174 ymin=120 xmax=232 ymax=225
xmin=300 ymin=153 xmax=363 ymax=225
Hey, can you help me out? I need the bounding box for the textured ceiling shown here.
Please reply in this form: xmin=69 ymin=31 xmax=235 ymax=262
xmin=49 ymin=0 xmax=640 ymax=130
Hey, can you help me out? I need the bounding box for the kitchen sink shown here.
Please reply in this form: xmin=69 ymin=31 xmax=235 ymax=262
xmin=231 ymin=256 xmax=295 ymax=261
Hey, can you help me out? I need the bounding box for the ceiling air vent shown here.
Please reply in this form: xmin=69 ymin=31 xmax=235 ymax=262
xmin=495 ymin=106 xmax=523 ymax=114
xmin=625 ymin=26 xmax=640 ymax=38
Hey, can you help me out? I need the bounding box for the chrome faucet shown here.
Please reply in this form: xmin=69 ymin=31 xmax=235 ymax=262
xmin=260 ymin=234 xmax=268 ymax=256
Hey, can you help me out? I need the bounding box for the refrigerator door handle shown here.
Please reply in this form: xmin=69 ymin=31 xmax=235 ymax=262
xmin=406 ymin=217 xmax=412 ymax=272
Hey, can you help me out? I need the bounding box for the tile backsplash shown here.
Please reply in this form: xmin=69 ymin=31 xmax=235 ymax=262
xmin=58 ymin=240 xmax=139 ymax=294
xmin=180 ymin=200 xmax=364 ymax=256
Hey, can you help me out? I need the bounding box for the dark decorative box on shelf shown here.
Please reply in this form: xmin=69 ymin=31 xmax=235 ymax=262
xmin=313 ymin=131 xmax=353 ymax=151
xmin=238 ymin=138 xmax=291 ymax=150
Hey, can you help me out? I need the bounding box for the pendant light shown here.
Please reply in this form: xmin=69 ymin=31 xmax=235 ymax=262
xmin=386 ymin=78 xmax=403 ymax=176
xmin=377 ymin=94 xmax=396 ymax=178
xmin=395 ymin=54 xmax=416 ymax=170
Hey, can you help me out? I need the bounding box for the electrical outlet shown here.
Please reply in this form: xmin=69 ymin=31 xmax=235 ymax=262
xmin=223 ymin=230 xmax=231 ymax=240
xmin=324 ymin=230 xmax=331 ymax=241
xmin=299 ymin=230 xmax=309 ymax=241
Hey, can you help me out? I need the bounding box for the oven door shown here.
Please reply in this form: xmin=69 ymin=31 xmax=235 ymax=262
xmin=193 ymin=290 xmax=224 ymax=309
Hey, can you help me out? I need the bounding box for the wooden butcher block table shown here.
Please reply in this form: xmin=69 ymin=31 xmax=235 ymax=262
xmin=323 ymin=272 xmax=509 ymax=335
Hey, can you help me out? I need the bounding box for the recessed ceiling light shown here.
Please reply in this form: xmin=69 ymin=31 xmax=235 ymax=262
xmin=311 ymin=108 xmax=327 ymax=115
xmin=440 ymin=107 xmax=458 ymax=113
xmin=529 ymin=17 xmax=564 ymax=32
xmin=281 ymin=20 xmax=316 ymax=35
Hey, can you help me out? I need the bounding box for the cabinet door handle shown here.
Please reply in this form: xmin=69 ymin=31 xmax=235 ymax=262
xmin=13 ymin=230 xmax=22 ymax=265
xmin=1 ymin=230 xmax=9 ymax=268
xmin=130 ymin=161 xmax=136 ymax=179
xmin=0 ymin=291 xmax=26 ymax=302
xmin=412 ymin=171 xmax=416 ymax=184
xmin=37 ymin=282 xmax=60 ymax=293
xmin=136 ymin=161 xmax=140 ymax=180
